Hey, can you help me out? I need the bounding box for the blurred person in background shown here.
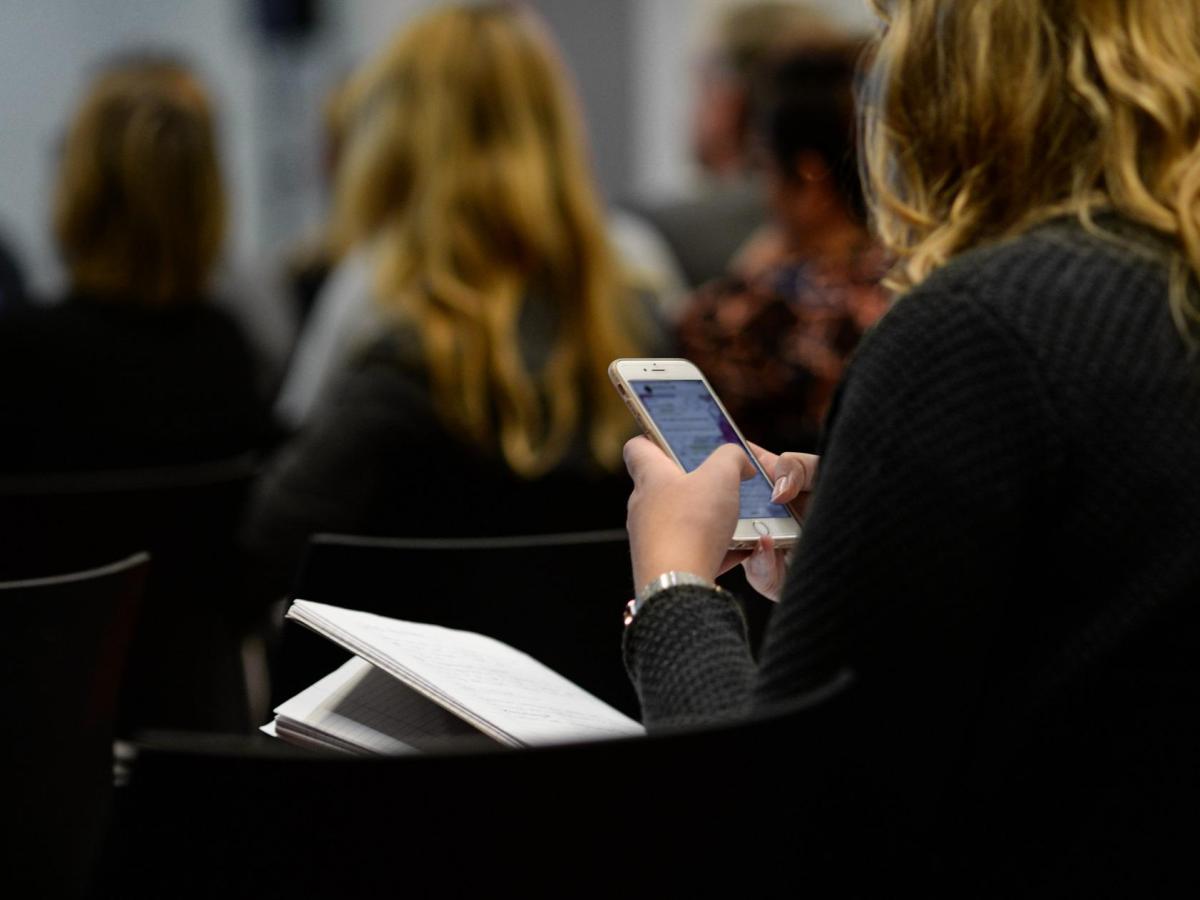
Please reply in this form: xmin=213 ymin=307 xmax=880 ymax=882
xmin=244 ymin=3 xmax=656 ymax=589
xmin=628 ymin=0 xmax=852 ymax=291
xmin=678 ymin=43 xmax=889 ymax=453
xmin=275 ymin=30 xmax=679 ymax=432
xmin=0 ymin=55 xmax=266 ymax=471
xmin=691 ymin=0 xmax=844 ymax=179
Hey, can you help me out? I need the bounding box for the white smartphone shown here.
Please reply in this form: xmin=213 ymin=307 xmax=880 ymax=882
xmin=609 ymin=358 xmax=803 ymax=550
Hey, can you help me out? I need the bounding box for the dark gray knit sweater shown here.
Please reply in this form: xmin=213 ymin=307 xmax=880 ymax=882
xmin=623 ymin=218 xmax=1200 ymax=892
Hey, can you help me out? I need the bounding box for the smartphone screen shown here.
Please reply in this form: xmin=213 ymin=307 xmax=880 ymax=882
xmin=629 ymin=379 xmax=791 ymax=520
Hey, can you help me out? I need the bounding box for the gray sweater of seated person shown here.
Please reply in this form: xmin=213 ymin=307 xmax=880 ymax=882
xmin=622 ymin=217 xmax=1200 ymax=895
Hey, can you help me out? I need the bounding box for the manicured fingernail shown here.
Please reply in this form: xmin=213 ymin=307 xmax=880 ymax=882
xmin=771 ymin=475 xmax=790 ymax=502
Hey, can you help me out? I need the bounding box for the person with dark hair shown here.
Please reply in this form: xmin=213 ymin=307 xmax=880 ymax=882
xmin=628 ymin=2 xmax=851 ymax=291
xmin=677 ymin=43 xmax=888 ymax=452
xmin=0 ymin=56 xmax=265 ymax=471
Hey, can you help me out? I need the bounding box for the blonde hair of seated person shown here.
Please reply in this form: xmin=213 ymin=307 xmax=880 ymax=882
xmin=330 ymin=3 xmax=645 ymax=478
xmin=54 ymin=56 xmax=225 ymax=307
xmin=862 ymin=0 xmax=1200 ymax=340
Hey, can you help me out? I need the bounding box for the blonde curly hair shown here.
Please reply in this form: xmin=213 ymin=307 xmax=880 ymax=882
xmin=861 ymin=0 xmax=1200 ymax=338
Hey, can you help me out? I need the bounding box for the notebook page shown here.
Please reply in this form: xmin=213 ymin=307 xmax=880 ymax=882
xmin=288 ymin=601 xmax=645 ymax=746
xmin=287 ymin=605 xmax=510 ymax=743
xmin=273 ymin=656 xmax=483 ymax=754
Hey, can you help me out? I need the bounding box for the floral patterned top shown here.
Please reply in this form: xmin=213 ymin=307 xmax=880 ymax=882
xmin=677 ymin=239 xmax=891 ymax=452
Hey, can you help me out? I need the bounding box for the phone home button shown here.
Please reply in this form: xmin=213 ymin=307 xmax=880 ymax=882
xmin=752 ymin=520 xmax=770 ymax=537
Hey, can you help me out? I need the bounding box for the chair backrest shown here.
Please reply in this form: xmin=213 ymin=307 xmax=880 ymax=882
xmin=105 ymin=683 xmax=925 ymax=899
xmin=279 ymin=530 xmax=638 ymax=716
xmin=0 ymin=553 xmax=148 ymax=899
xmin=0 ymin=456 xmax=257 ymax=734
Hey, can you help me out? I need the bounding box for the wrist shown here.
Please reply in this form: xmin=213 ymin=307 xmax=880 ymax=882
xmin=632 ymin=556 xmax=718 ymax=594
xmin=624 ymin=570 xmax=731 ymax=627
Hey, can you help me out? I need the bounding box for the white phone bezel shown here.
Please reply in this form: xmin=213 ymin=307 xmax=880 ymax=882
xmin=609 ymin=358 xmax=802 ymax=550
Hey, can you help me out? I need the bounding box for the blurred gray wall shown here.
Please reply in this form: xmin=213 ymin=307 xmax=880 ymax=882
xmin=532 ymin=0 xmax=635 ymax=201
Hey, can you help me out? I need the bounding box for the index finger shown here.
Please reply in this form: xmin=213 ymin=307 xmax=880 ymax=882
xmin=622 ymin=436 xmax=680 ymax=484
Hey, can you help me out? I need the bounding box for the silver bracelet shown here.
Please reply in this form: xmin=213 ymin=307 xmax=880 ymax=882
xmin=623 ymin=570 xmax=730 ymax=627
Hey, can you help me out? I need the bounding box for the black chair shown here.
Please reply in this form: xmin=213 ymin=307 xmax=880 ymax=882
xmin=103 ymin=679 xmax=942 ymax=899
xmin=1 ymin=553 xmax=147 ymax=900
xmin=103 ymin=681 xmax=1200 ymax=898
xmin=0 ymin=456 xmax=257 ymax=735
xmin=277 ymin=530 xmax=640 ymax=717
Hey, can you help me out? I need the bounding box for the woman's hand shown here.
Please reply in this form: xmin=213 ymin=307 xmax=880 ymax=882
xmin=739 ymin=444 xmax=820 ymax=602
xmin=623 ymin=437 xmax=754 ymax=590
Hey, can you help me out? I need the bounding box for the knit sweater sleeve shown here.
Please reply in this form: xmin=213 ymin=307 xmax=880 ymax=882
xmin=624 ymin=279 xmax=1064 ymax=729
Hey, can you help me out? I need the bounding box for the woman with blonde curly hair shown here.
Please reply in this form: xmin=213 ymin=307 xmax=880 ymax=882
xmin=620 ymin=0 xmax=1200 ymax=890
xmin=247 ymin=3 xmax=654 ymax=582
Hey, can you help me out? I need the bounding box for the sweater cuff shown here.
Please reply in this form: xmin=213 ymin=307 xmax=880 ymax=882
xmin=622 ymin=584 xmax=755 ymax=730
